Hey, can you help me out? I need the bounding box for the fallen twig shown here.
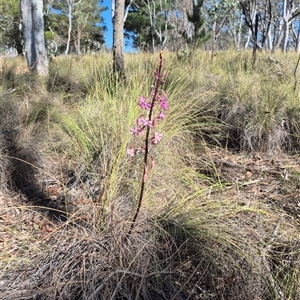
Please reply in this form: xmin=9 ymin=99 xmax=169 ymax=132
xmin=0 ymin=88 xmax=17 ymax=98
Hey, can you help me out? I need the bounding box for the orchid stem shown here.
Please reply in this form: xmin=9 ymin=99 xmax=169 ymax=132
xmin=127 ymin=52 xmax=164 ymax=237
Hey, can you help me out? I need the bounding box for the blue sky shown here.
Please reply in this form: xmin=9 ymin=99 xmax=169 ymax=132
xmin=102 ymin=0 xmax=113 ymax=49
xmin=102 ymin=0 xmax=134 ymax=52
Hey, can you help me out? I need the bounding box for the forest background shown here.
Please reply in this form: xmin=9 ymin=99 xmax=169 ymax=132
xmin=1 ymin=0 xmax=300 ymax=57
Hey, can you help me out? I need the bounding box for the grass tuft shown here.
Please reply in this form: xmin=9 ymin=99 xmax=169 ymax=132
xmin=0 ymin=51 xmax=300 ymax=299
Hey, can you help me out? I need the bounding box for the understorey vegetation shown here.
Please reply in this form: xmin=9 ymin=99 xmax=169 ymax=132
xmin=0 ymin=50 xmax=300 ymax=299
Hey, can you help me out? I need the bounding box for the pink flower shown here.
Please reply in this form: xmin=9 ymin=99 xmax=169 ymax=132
xmin=151 ymin=132 xmax=163 ymax=144
xmin=136 ymin=116 xmax=144 ymax=126
xmin=159 ymin=100 xmax=168 ymax=110
xmin=127 ymin=148 xmax=135 ymax=157
xmin=157 ymin=92 xmax=168 ymax=110
xmin=136 ymin=117 xmax=152 ymax=128
xmin=138 ymin=96 xmax=151 ymax=110
xmin=130 ymin=127 xmax=140 ymax=135
xmin=138 ymin=129 xmax=145 ymax=136
xmin=157 ymin=111 xmax=166 ymax=120
xmin=130 ymin=127 xmax=145 ymax=136
xmin=142 ymin=118 xmax=152 ymax=128
xmin=157 ymin=91 xmax=167 ymax=102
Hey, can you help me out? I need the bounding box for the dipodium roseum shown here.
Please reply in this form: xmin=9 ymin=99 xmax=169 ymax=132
xmin=151 ymin=132 xmax=163 ymax=144
xmin=127 ymin=52 xmax=168 ymax=237
xmin=157 ymin=111 xmax=166 ymax=120
xmin=127 ymin=148 xmax=135 ymax=157
xmin=138 ymin=96 xmax=151 ymax=110
xmin=127 ymin=54 xmax=168 ymax=158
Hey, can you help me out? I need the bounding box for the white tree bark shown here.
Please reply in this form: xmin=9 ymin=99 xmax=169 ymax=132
xmin=20 ymin=0 xmax=48 ymax=76
xmin=267 ymin=27 xmax=273 ymax=51
xmin=64 ymin=0 xmax=82 ymax=56
xmin=124 ymin=0 xmax=133 ymax=22
xmin=282 ymin=0 xmax=290 ymax=51
xmin=142 ymin=0 xmax=170 ymax=52
xmin=112 ymin=0 xmax=115 ymax=19
xmin=65 ymin=1 xmax=73 ymax=56
xmin=273 ymin=0 xmax=300 ymax=51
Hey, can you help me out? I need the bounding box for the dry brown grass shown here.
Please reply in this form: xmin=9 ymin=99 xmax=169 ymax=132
xmin=0 ymin=51 xmax=300 ymax=299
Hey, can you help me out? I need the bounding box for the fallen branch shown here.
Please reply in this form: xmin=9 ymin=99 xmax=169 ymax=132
xmin=225 ymin=179 xmax=264 ymax=190
xmin=213 ymin=159 xmax=245 ymax=169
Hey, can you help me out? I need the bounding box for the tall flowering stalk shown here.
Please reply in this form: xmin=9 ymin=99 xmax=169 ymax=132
xmin=127 ymin=52 xmax=168 ymax=236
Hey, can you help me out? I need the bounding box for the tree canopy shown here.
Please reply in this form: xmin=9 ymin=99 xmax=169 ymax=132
xmin=124 ymin=0 xmax=209 ymax=52
xmin=1 ymin=0 xmax=300 ymax=55
xmin=0 ymin=0 xmax=106 ymax=56
xmin=123 ymin=0 xmax=300 ymax=53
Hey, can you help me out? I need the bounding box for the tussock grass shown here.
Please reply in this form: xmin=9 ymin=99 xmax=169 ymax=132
xmin=199 ymin=50 xmax=300 ymax=152
xmin=0 ymin=51 xmax=300 ymax=299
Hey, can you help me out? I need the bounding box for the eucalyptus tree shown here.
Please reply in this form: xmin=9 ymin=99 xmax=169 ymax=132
xmin=50 ymin=0 xmax=105 ymax=55
xmin=274 ymin=0 xmax=300 ymax=51
xmin=124 ymin=0 xmax=174 ymax=52
xmin=0 ymin=0 xmax=23 ymax=54
xmin=239 ymin=0 xmax=274 ymax=52
xmin=52 ymin=0 xmax=83 ymax=56
xmin=112 ymin=0 xmax=125 ymax=78
xmin=140 ymin=0 xmax=174 ymax=51
xmin=20 ymin=0 xmax=48 ymax=75
xmin=238 ymin=0 xmax=300 ymax=52
xmin=123 ymin=0 xmax=154 ymax=50
xmin=73 ymin=0 xmax=105 ymax=54
xmin=206 ymin=0 xmax=240 ymax=55
xmin=164 ymin=0 xmax=195 ymax=51
xmin=124 ymin=0 xmax=206 ymax=52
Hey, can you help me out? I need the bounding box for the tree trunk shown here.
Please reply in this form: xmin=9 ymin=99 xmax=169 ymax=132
xmin=274 ymin=29 xmax=284 ymax=50
xmin=77 ymin=25 xmax=81 ymax=55
xmin=282 ymin=21 xmax=289 ymax=51
xmin=113 ymin=0 xmax=125 ymax=79
xmin=20 ymin=0 xmax=48 ymax=76
xmin=151 ymin=29 xmax=155 ymax=53
xmin=267 ymin=28 xmax=273 ymax=51
xmin=296 ymin=26 xmax=300 ymax=53
xmin=211 ymin=21 xmax=216 ymax=61
xmin=65 ymin=2 xmax=72 ymax=56
xmin=281 ymin=0 xmax=289 ymax=52
xmin=231 ymin=14 xmax=242 ymax=50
